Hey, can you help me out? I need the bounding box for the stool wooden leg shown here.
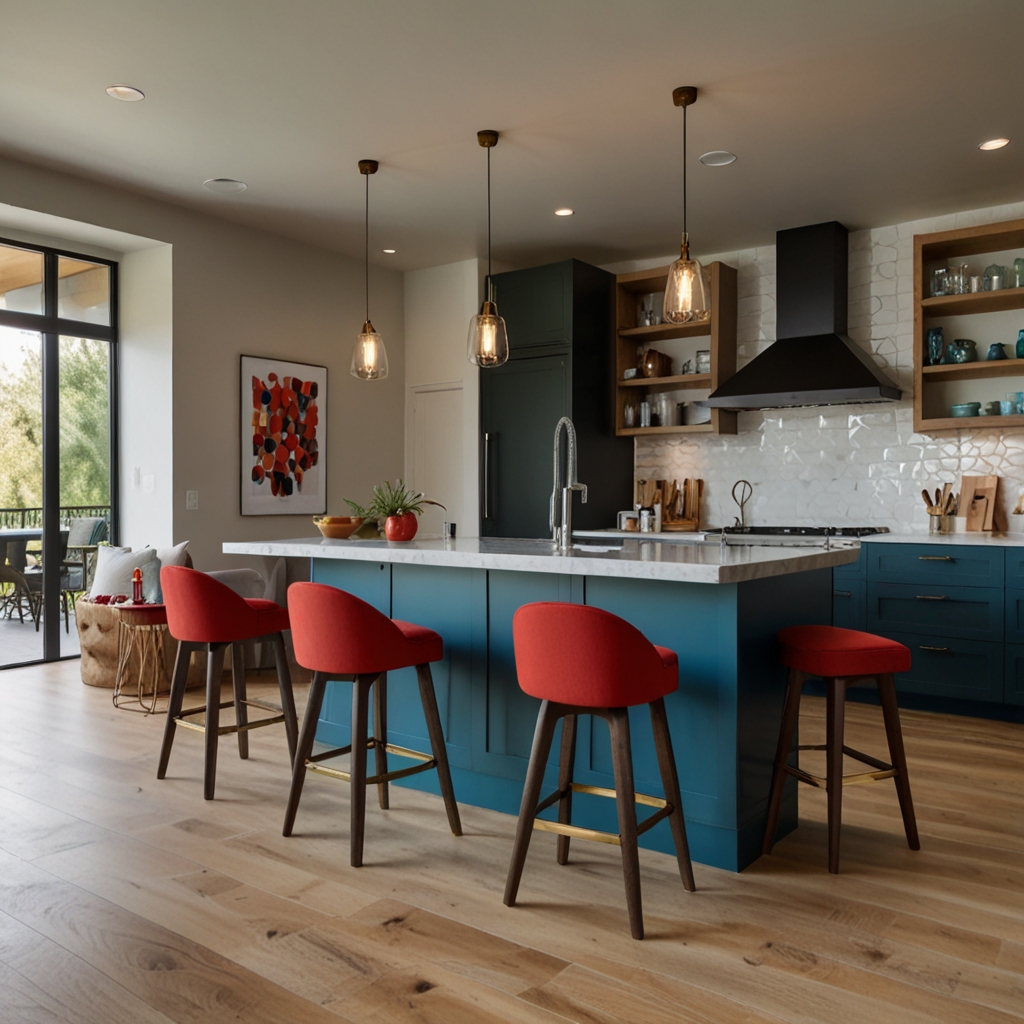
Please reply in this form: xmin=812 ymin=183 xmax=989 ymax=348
xmin=416 ymin=663 xmax=462 ymax=837
xmin=608 ymin=707 xmax=643 ymax=940
xmin=231 ymin=643 xmax=249 ymax=760
xmin=282 ymin=670 xmax=327 ymax=837
xmin=556 ymin=714 xmax=577 ymax=866
xmin=650 ymin=697 xmax=695 ymax=892
xmin=350 ymin=674 xmax=372 ymax=867
xmin=763 ymin=668 xmax=805 ymax=856
xmin=273 ymin=633 xmax=298 ymax=762
xmin=204 ymin=643 xmax=227 ymax=801
xmin=825 ymin=677 xmax=847 ymax=873
xmin=157 ymin=640 xmax=193 ymax=778
xmin=504 ymin=700 xmax=560 ymax=908
xmin=373 ymin=672 xmax=389 ymax=811
xmin=877 ymin=673 xmax=920 ymax=851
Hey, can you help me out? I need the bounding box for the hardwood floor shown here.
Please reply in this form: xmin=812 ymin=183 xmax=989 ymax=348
xmin=0 ymin=659 xmax=1021 ymax=1023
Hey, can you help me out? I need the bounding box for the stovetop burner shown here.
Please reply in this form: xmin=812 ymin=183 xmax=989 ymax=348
xmin=722 ymin=526 xmax=889 ymax=538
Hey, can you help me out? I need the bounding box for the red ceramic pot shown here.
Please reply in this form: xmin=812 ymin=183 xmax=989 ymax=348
xmin=384 ymin=512 xmax=419 ymax=542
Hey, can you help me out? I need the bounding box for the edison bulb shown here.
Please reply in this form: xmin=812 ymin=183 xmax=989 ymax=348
xmin=351 ymin=321 xmax=389 ymax=379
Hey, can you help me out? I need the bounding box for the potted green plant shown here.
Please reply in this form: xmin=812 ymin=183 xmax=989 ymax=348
xmin=345 ymin=480 xmax=445 ymax=542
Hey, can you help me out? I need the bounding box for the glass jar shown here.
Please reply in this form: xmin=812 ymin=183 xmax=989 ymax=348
xmin=695 ymin=350 xmax=711 ymax=374
xmin=931 ymin=268 xmax=948 ymax=296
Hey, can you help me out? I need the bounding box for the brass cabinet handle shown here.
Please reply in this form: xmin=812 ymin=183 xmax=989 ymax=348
xmin=919 ymin=645 xmax=951 ymax=652
xmin=918 ymin=555 xmax=953 ymax=561
xmin=833 ymin=590 xmax=852 ymax=598
xmin=916 ymin=594 xmax=948 ymax=600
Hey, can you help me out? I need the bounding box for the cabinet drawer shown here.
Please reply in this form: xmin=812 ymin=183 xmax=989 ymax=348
xmin=865 ymin=543 xmax=1004 ymax=588
xmin=887 ymin=632 xmax=1004 ymax=703
xmin=867 ymin=582 xmax=1003 ymax=642
xmin=1005 ymin=588 xmax=1024 ymax=643
xmin=1004 ymin=644 xmax=1024 ymax=705
xmin=832 ymin=579 xmax=866 ymax=631
xmin=1004 ymin=550 xmax=1024 ymax=586
xmin=833 ymin=546 xmax=866 ymax=580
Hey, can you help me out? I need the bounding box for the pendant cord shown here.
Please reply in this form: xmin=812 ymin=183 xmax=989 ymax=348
xmin=486 ymin=145 xmax=492 ymax=294
xmin=682 ymin=102 xmax=688 ymax=239
xmin=364 ymin=171 xmax=370 ymax=322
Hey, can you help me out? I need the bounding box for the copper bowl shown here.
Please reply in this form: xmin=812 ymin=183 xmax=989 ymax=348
xmin=313 ymin=516 xmax=364 ymax=539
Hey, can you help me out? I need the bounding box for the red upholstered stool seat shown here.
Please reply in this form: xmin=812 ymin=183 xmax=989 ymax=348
xmin=157 ymin=566 xmax=298 ymax=801
xmin=763 ymin=623 xmax=920 ymax=874
xmin=779 ymin=625 xmax=911 ymax=678
xmin=283 ymin=582 xmax=461 ymax=868
xmin=504 ymin=602 xmax=695 ymax=941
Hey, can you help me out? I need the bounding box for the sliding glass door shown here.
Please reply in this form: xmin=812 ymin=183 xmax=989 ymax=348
xmin=0 ymin=239 xmax=117 ymax=668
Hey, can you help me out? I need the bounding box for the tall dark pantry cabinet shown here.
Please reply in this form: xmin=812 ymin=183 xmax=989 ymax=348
xmin=480 ymin=259 xmax=633 ymax=538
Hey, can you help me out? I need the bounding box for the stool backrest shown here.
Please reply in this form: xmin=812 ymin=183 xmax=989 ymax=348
xmin=288 ymin=581 xmax=408 ymax=674
xmin=161 ymin=565 xmax=256 ymax=643
xmin=513 ymin=602 xmax=674 ymax=708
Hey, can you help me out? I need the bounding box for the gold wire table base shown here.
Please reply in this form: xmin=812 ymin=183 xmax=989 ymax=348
xmin=112 ymin=622 xmax=170 ymax=716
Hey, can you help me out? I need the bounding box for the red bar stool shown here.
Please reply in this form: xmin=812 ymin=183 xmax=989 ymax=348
xmin=157 ymin=566 xmax=298 ymax=799
xmin=282 ymin=582 xmax=461 ymax=867
xmin=504 ymin=602 xmax=695 ymax=941
xmin=762 ymin=625 xmax=920 ymax=873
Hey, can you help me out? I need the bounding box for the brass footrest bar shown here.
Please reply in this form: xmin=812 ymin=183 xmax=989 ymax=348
xmin=784 ymin=764 xmax=898 ymax=788
xmin=531 ymin=784 xmax=671 ymax=846
xmin=307 ymin=758 xmax=438 ymax=786
xmin=176 ymin=713 xmax=286 ymax=736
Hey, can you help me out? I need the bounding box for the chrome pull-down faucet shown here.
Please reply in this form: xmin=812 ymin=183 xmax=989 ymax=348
xmin=550 ymin=416 xmax=587 ymax=552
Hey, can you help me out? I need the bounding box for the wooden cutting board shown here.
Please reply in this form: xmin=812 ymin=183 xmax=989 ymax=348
xmin=958 ymin=475 xmax=1000 ymax=531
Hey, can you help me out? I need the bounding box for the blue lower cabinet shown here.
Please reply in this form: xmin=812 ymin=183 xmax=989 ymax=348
xmin=867 ymin=582 xmax=1003 ymax=642
xmin=888 ymin=631 xmax=1004 ymax=702
xmin=833 ymin=546 xmax=867 ymax=580
xmin=865 ymin=543 xmax=1004 ymax=588
xmin=1005 ymin=644 xmax=1024 ymax=705
xmin=832 ymin=579 xmax=866 ymax=631
xmin=1005 ymin=588 xmax=1024 ymax=643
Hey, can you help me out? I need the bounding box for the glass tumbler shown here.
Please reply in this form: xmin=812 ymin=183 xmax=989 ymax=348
xmin=931 ymin=268 xmax=948 ymax=296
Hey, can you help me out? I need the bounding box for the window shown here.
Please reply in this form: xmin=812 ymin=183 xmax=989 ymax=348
xmin=0 ymin=237 xmax=117 ymax=667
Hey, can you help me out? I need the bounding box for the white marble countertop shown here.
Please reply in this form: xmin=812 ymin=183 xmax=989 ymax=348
xmin=862 ymin=530 xmax=1024 ymax=546
xmin=224 ymin=535 xmax=859 ymax=585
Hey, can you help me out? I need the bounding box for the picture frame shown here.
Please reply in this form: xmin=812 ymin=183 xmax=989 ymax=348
xmin=240 ymin=354 xmax=327 ymax=516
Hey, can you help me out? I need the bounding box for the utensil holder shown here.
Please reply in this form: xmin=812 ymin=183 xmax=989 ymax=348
xmin=929 ymin=514 xmax=955 ymax=535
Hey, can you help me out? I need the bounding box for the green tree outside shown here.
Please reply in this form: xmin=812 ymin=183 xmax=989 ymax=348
xmin=0 ymin=335 xmax=110 ymax=511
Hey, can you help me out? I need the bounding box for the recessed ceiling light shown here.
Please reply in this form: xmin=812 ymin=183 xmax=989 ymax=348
xmin=554 ymin=208 xmax=574 ymax=216
xmin=105 ymin=84 xmax=145 ymax=102
xmin=382 ymin=248 xmax=396 ymax=254
xmin=202 ymin=178 xmax=247 ymax=194
xmin=699 ymin=150 xmax=736 ymax=166
xmin=979 ymin=138 xmax=1010 ymax=151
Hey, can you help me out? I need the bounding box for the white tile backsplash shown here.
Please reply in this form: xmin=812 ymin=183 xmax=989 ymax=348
xmin=636 ymin=201 xmax=1024 ymax=533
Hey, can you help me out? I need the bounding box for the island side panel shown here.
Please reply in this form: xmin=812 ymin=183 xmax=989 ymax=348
xmin=735 ymin=566 xmax=833 ymax=868
xmin=582 ymin=575 xmax=742 ymax=870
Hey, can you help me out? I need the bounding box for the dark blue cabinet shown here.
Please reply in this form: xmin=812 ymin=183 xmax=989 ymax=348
xmin=887 ymin=631 xmax=1004 ymax=702
xmin=865 ymin=543 xmax=1003 ymax=588
xmin=832 ymin=580 xmax=866 ymax=631
xmin=481 ymin=260 xmax=633 ymax=539
xmin=1004 ymin=644 xmax=1024 ymax=705
xmin=867 ymin=582 xmax=1003 ymax=642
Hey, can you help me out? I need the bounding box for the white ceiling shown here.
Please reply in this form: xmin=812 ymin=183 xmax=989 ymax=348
xmin=1 ymin=0 xmax=1022 ymax=271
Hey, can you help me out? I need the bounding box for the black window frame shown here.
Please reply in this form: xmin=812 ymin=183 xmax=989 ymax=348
xmin=0 ymin=233 xmax=119 ymax=663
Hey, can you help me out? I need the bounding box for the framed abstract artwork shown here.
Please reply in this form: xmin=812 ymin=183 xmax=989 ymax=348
xmin=240 ymin=355 xmax=327 ymax=516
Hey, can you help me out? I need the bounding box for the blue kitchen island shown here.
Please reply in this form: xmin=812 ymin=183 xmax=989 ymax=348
xmin=225 ymin=535 xmax=858 ymax=871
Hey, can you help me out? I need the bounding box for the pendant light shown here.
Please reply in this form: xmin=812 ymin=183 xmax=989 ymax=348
xmin=663 ymin=87 xmax=710 ymax=325
xmin=350 ymin=159 xmax=389 ymax=379
xmin=467 ymin=130 xmax=509 ymax=367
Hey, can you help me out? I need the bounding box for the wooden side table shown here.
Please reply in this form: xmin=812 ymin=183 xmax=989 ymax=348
xmin=111 ymin=603 xmax=170 ymax=715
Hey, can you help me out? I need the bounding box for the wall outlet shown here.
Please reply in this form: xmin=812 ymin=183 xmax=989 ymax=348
xmin=186 ymin=490 xmax=199 ymax=511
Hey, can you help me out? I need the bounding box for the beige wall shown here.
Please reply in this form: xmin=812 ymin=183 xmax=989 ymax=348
xmin=0 ymin=154 xmax=405 ymax=569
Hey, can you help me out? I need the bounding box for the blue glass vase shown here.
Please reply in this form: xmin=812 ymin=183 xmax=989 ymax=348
xmin=1017 ymin=328 xmax=1024 ymax=359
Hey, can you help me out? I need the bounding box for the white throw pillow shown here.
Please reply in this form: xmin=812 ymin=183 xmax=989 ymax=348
xmin=89 ymin=546 xmax=160 ymax=602
xmin=157 ymin=540 xmax=189 ymax=568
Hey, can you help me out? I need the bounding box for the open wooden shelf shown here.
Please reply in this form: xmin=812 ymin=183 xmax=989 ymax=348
xmin=614 ymin=262 xmax=737 ymax=436
xmin=914 ymin=217 xmax=1024 ymax=434
xmin=619 ymin=373 xmax=711 ymax=392
xmin=921 ymin=287 xmax=1024 ymax=317
xmin=922 ymin=359 xmax=1024 ymax=382
xmin=616 ymin=422 xmax=714 ymax=437
xmin=617 ymin=322 xmax=712 ymax=343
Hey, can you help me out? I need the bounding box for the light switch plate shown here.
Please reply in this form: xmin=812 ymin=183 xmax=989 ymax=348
xmin=186 ymin=490 xmax=199 ymax=511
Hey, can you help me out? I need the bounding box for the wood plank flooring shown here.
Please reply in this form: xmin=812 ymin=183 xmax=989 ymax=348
xmin=0 ymin=659 xmax=1021 ymax=1023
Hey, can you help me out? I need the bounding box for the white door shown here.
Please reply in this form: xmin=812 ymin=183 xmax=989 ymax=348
xmin=408 ymin=384 xmax=464 ymax=538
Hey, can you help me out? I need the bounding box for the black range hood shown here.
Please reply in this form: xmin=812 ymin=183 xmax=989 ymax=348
xmin=704 ymin=221 xmax=901 ymax=410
